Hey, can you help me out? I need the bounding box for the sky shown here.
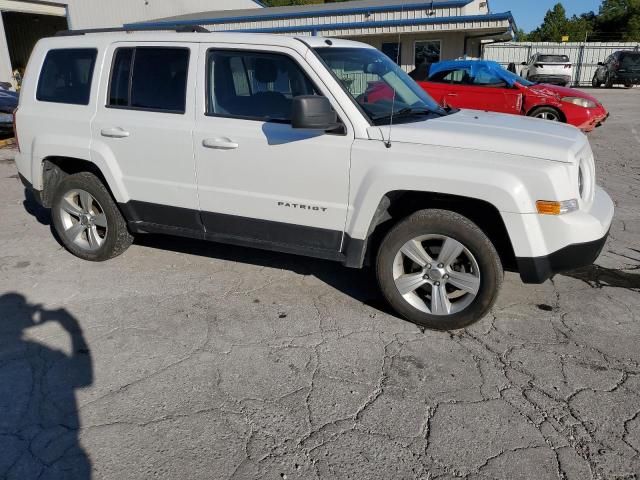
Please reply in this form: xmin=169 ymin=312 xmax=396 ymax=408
xmin=490 ymin=0 xmax=603 ymax=32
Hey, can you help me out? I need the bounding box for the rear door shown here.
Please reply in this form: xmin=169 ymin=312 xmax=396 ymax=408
xmin=91 ymin=43 xmax=201 ymax=233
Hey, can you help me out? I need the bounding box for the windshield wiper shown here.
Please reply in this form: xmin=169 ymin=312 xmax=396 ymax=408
xmin=372 ymin=107 xmax=442 ymax=124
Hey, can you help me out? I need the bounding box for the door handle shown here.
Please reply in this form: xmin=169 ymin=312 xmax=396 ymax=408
xmin=101 ymin=127 xmax=130 ymax=138
xmin=202 ymin=137 xmax=239 ymax=150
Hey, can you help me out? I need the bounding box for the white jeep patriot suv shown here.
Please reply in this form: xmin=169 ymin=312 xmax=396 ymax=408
xmin=14 ymin=30 xmax=614 ymax=330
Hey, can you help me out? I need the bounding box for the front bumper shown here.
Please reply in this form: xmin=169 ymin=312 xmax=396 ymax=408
xmin=565 ymin=104 xmax=609 ymax=132
xmin=512 ymin=186 xmax=614 ymax=284
xmin=517 ymin=232 xmax=609 ymax=283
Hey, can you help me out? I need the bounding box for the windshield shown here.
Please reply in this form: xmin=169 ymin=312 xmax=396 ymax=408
xmin=315 ymin=47 xmax=446 ymax=125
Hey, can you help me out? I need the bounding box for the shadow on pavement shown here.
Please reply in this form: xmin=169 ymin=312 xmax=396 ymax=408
xmin=562 ymin=264 xmax=640 ymax=290
xmin=134 ymin=234 xmax=397 ymax=316
xmin=22 ymin=188 xmax=51 ymax=226
xmin=0 ymin=293 xmax=93 ymax=479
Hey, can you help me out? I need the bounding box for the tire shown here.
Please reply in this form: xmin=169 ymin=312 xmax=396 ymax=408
xmin=592 ymin=74 xmax=601 ymax=88
xmin=51 ymin=172 xmax=133 ymax=261
xmin=605 ymin=73 xmax=614 ymax=88
xmin=527 ymin=106 xmax=563 ymax=123
xmin=624 ymin=82 xmax=633 ymax=89
xmin=376 ymin=209 xmax=503 ymax=330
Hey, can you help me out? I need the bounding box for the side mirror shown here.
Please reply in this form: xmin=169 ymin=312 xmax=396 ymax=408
xmin=291 ymin=96 xmax=339 ymax=131
xmin=521 ymin=62 xmax=527 ymax=66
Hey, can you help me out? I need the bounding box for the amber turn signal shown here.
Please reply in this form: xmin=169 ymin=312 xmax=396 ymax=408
xmin=536 ymin=199 xmax=579 ymax=215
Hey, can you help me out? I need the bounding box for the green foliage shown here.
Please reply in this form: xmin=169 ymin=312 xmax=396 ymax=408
xmin=526 ymin=1 xmax=640 ymax=42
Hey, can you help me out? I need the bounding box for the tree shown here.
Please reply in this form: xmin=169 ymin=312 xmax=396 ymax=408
xmin=595 ymin=0 xmax=640 ymax=41
xmin=528 ymin=3 xmax=569 ymax=42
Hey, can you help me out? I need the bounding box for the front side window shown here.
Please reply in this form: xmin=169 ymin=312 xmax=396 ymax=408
xmin=316 ymin=47 xmax=445 ymax=125
xmin=207 ymin=50 xmax=318 ymax=122
xmin=108 ymin=47 xmax=189 ymax=113
xmin=37 ymin=49 xmax=97 ymax=105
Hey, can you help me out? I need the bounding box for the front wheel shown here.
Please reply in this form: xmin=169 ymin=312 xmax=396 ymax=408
xmin=592 ymin=74 xmax=602 ymax=88
xmin=51 ymin=172 xmax=133 ymax=261
xmin=376 ymin=209 xmax=503 ymax=330
xmin=605 ymin=73 xmax=614 ymax=88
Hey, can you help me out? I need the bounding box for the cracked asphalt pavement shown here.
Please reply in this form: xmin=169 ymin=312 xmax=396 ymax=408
xmin=1 ymin=88 xmax=639 ymax=479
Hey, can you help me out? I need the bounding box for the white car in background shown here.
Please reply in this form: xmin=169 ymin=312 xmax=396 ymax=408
xmin=521 ymin=53 xmax=574 ymax=86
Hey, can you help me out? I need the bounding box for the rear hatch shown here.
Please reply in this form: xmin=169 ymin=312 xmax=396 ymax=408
xmin=535 ymin=55 xmax=572 ymax=74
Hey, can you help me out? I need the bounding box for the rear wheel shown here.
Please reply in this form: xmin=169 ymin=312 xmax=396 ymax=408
xmin=376 ymin=209 xmax=503 ymax=330
xmin=528 ymin=106 xmax=563 ymax=123
xmin=51 ymin=172 xmax=133 ymax=261
xmin=624 ymin=81 xmax=634 ymax=88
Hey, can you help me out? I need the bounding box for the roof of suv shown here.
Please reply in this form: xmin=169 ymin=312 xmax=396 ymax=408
xmin=43 ymin=30 xmax=373 ymax=51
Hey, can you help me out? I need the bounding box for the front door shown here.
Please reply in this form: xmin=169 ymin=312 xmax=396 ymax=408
xmin=193 ymin=45 xmax=353 ymax=256
xmin=91 ymin=43 xmax=201 ymax=232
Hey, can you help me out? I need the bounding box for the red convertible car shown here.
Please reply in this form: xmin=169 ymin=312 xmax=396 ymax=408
xmin=365 ymin=60 xmax=608 ymax=132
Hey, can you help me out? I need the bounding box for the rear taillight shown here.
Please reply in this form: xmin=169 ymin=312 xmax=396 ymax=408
xmin=613 ymin=61 xmax=620 ymax=70
xmin=12 ymin=107 xmax=19 ymax=152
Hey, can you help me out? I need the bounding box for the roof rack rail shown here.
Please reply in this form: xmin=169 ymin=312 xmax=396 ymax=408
xmin=55 ymin=25 xmax=210 ymax=37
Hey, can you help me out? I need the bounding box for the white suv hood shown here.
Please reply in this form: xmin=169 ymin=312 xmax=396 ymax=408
xmin=373 ymin=109 xmax=587 ymax=164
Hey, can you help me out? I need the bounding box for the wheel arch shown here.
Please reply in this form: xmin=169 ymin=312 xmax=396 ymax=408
xmin=344 ymin=190 xmax=517 ymax=272
xmin=38 ymin=156 xmax=124 ymax=208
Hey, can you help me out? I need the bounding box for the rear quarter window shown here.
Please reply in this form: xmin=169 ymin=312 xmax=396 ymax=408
xmin=36 ymin=49 xmax=97 ymax=105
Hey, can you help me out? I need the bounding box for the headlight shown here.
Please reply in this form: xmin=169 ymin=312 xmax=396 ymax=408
xmin=536 ymin=199 xmax=579 ymax=215
xmin=0 ymin=112 xmax=13 ymax=123
xmin=562 ymin=96 xmax=597 ymax=108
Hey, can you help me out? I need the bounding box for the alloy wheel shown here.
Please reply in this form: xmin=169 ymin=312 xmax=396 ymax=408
xmin=535 ymin=111 xmax=560 ymax=121
xmin=392 ymin=234 xmax=481 ymax=316
xmin=59 ymin=189 xmax=108 ymax=251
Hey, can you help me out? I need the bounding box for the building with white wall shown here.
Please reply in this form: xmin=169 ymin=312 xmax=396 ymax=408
xmin=132 ymin=0 xmax=516 ymax=73
xmin=0 ymin=0 xmax=264 ymax=85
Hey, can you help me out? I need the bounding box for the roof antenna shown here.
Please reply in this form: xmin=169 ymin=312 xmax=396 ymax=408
xmin=385 ymin=3 xmax=405 ymax=149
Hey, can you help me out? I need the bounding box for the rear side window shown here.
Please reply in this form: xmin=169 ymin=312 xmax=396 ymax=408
xmin=430 ymin=68 xmax=470 ymax=84
xmin=37 ymin=49 xmax=97 ymax=105
xmin=108 ymin=47 xmax=189 ymax=113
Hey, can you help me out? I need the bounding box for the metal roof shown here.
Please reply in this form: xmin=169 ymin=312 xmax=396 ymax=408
xmin=130 ymin=0 xmax=475 ymax=27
